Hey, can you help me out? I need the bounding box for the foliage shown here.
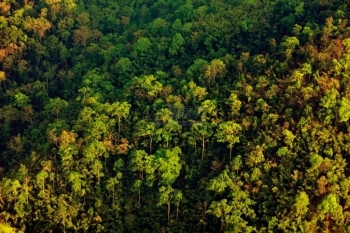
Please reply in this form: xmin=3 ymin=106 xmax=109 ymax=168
xmin=0 ymin=0 xmax=350 ymax=232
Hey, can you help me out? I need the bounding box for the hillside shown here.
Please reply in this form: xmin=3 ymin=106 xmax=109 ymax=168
xmin=1 ymin=0 xmax=350 ymax=232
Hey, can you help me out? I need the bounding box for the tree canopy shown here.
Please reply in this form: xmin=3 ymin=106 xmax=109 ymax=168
xmin=1 ymin=0 xmax=350 ymax=232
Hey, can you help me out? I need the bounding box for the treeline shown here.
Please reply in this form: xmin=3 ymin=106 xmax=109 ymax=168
xmin=1 ymin=0 xmax=350 ymax=232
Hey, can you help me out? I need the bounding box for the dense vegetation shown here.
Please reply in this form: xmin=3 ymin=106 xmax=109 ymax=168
xmin=1 ymin=0 xmax=350 ymax=232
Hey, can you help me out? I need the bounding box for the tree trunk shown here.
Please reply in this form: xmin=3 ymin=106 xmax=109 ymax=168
xmin=42 ymin=180 xmax=45 ymax=194
xmin=112 ymin=187 xmax=115 ymax=205
xmin=219 ymin=220 xmax=224 ymax=233
xmin=117 ymin=117 xmax=121 ymax=142
xmin=176 ymin=204 xmax=179 ymax=221
xmin=167 ymin=201 xmax=171 ymax=224
xmin=149 ymin=135 xmax=152 ymax=154
xmin=46 ymin=76 xmax=49 ymax=94
xmin=138 ymin=189 xmax=141 ymax=205
xmin=202 ymin=138 xmax=205 ymax=160
xmin=25 ymin=177 xmax=29 ymax=203
xmin=52 ymin=176 xmax=55 ymax=195
xmin=229 ymin=147 xmax=232 ymax=160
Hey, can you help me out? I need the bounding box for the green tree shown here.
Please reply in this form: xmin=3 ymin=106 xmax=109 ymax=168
xmin=68 ymin=171 xmax=85 ymax=198
xmin=14 ymin=92 xmax=30 ymax=108
xmin=198 ymin=100 xmax=217 ymax=121
xmin=147 ymin=147 xmax=182 ymax=223
xmin=317 ymin=194 xmax=344 ymax=226
xmin=190 ymin=122 xmax=213 ymax=160
xmin=133 ymin=37 xmax=152 ymax=55
xmin=208 ymin=170 xmax=256 ymax=233
xmin=281 ymin=36 xmax=299 ymax=59
xmin=107 ymin=101 xmax=130 ymax=142
xmin=129 ymin=149 xmax=149 ymax=180
xmin=169 ymin=33 xmax=184 ymax=55
xmin=201 ymin=59 xmax=226 ymax=86
xmin=131 ymin=75 xmax=163 ymax=100
xmin=226 ymin=93 xmax=242 ymax=117
xmin=181 ymin=81 xmax=207 ymax=104
xmin=319 ymin=88 xmax=339 ymax=124
xmin=0 ymin=223 xmax=18 ymax=233
xmin=44 ymin=98 xmax=69 ymax=120
xmin=115 ymin=57 xmax=132 ymax=75
xmin=186 ymin=59 xmax=208 ymax=80
xmin=294 ymin=191 xmax=309 ymax=221
xmin=149 ymin=17 xmax=169 ymax=36
xmin=135 ymin=120 xmax=156 ymax=154
xmin=215 ymin=121 xmax=242 ymax=160
xmin=339 ymin=97 xmax=350 ymax=123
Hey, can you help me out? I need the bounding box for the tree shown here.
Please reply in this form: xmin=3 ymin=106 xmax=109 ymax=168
xmin=133 ymin=37 xmax=152 ymax=55
xmin=106 ymin=177 xmax=119 ymax=205
xmin=317 ymin=194 xmax=344 ymax=226
xmin=58 ymin=130 xmax=79 ymax=171
xmin=339 ymin=97 xmax=350 ymax=123
xmin=129 ymin=149 xmax=149 ymax=180
xmin=174 ymin=189 xmax=183 ymax=221
xmin=68 ymin=171 xmax=85 ymax=197
xmin=169 ymin=33 xmax=184 ymax=55
xmin=190 ymin=122 xmax=213 ymax=160
xmin=73 ymin=26 xmax=101 ymax=48
xmin=319 ymin=88 xmax=339 ymax=124
xmin=131 ymin=75 xmax=163 ymax=100
xmin=14 ymin=92 xmax=30 ymax=108
xmin=186 ymin=59 xmax=208 ymax=79
xmin=147 ymin=147 xmax=182 ymax=223
xmin=171 ymin=19 xmax=182 ymax=33
xmin=198 ymin=100 xmax=217 ymax=121
xmin=155 ymin=119 xmax=182 ymax=148
xmin=115 ymin=57 xmax=132 ymax=74
xmin=294 ymin=191 xmax=309 ymax=221
xmin=226 ymin=93 xmax=242 ymax=117
xmin=107 ymin=101 xmax=130 ymax=142
xmin=36 ymin=170 xmax=48 ymax=195
xmin=155 ymin=108 xmax=173 ymax=125
xmin=215 ymin=121 xmax=242 ymax=160
xmin=201 ymin=59 xmax=226 ymax=86
xmin=245 ymin=145 xmax=265 ymax=167
xmin=135 ymin=120 xmax=156 ymax=154
xmin=78 ymin=69 xmax=115 ymax=103
xmin=158 ymin=185 xmax=174 ymax=224
xmin=149 ymin=17 xmax=169 ymax=36
xmin=0 ymin=71 xmax=5 ymax=83
xmin=181 ymin=81 xmax=207 ymax=104
xmin=208 ymin=169 xmax=256 ymax=233
xmin=76 ymin=12 xmax=90 ymax=26
xmin=23 ymin=10 xmax=52 ymax=41
xmin=151 ymin=147 xmax=182 ymax=186
xmin=0 ymin=222 xmax=18 ymax=233
xmin=7 ymin=134 xmax=24 ymax=155
xmin=57 ymin=17 xmax=75 ymax=43
xmin=175 ymin=3 xmax=193 ymax=22
xmin=281 ymin=36 xmax=299 ymax=60
xmin=44 ymin=98 xmax=68 ymax=120
xmin=282 ymin=129 xmax=296 ymax=148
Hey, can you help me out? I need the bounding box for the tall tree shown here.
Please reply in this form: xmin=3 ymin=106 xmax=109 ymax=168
xmin=107 ymin=101 xmax=130 ymax=142
xmin=135 ymin=120 xmax=156 ymax=154
xmin=215 ymin=121 xmax=242 ymax=160
xmin=190 ymin=122 xmax=213 ymax=160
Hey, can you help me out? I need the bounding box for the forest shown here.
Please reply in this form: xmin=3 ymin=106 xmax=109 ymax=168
xmin=0 ymin=0 xmax=350 ymax=232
